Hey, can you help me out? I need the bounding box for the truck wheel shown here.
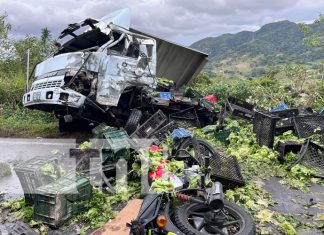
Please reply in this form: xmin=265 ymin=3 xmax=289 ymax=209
xmin=124 ymin=109 xmax=142 ymax=134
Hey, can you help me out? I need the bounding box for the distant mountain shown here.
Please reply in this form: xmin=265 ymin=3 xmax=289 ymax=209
xmin=190 ymin=20 xmax=323 ymax=78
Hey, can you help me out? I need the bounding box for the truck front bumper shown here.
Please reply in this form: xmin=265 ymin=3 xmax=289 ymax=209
xmin=23 ymin=87 xmax=86 ymax=110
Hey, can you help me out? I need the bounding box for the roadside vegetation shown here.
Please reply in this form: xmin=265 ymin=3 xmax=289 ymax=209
xmin=0 ymin=11 xmax=323 ymax=235
xmin=0 ymin=14 xmax=58 ymax=137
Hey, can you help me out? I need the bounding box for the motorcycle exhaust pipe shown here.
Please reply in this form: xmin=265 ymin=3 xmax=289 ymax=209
xmin=207 ymin=182 xmax=224 ymax=211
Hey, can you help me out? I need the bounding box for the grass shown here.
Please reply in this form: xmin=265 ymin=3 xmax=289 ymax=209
xmin=0 ymin=74 xmax=62 ymax=137
xmin=0 ymin=105 xmax=60 ymax=137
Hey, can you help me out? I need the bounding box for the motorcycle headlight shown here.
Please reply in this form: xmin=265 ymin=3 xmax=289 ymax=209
xmin=68 ymin=94 xmax=81 ymax=103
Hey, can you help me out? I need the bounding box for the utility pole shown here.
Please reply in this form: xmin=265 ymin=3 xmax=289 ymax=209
xmin=26 ymin=49 xmax=30 ymax=92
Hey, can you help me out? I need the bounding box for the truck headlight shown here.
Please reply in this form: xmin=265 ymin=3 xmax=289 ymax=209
xmin=68 ymin=94 xmax=81 ymax=103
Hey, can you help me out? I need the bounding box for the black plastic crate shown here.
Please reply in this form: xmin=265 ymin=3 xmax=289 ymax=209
xmin=34 ymin=173 xmax=92 ymax=228
xmin=272 ymin=108 xmax=299 ymax=118
xmin=151 ymin=121 xmax=178 ymax=144
xmin=276 ymin=141 xmax=302 ymax=164
xmin=275 ymin=122 xmax=295 ymax=136
xmin=272 ymin=108 xmax=299 ymax=135
xmin=293 ymin=115 xmax=324 ymax=143
xmin=14 ymin=156 xmax=61 ymax=205
xmin=209 ymin=153 xmax=245 ymax=189
xmin=288 ymin=140 xmax=324 ymax=178
xmin=6 ymin=221 xmax=36 ymax=235
xmin=170 ymin=107 xmax=200 ymax=128
xmin=225 ymin=97 xmax=255 ymax=121
xmin=253 ymin=111 xmax=280 ymax=148
xmin=131 ymin=110 xmax=167 ymax=139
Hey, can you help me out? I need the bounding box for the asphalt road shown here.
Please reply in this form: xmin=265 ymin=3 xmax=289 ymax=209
xmin=0 ymin=138 xmax=76 ymax=199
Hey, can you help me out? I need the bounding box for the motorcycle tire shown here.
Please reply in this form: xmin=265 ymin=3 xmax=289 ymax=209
xmin=178 ymin=138 xmax=222 ymax=169
xmin=173 ymin=200 xmax=255 ymax=235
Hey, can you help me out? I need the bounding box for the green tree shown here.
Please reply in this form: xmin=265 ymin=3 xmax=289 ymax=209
xmin=299 ymin=14 xmax=324 ymax=49
xmin=0 ymin=13 xmax=14 ymax=60
xmin=0 ymin=13 xmax=11 ymax=45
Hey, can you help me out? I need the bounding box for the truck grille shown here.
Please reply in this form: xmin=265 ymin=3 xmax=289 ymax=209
xmin=31 ymin=80 xmax=63 ymax=90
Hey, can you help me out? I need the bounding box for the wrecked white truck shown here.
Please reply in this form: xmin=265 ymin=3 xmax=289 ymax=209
xmin=23 ymin=9 xmax=213 ymax=132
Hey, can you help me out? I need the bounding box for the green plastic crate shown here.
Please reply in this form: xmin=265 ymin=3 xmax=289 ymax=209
xmin=14 ymin=156 xmax=61 ymax=205
xmin=185 ymin=87 xmax=203 ymax=99
xmin=199 ymin=98 xmax=222 ymax=111
xmin=92 ymin=123 xmax=117 ymax=138
xmin=33 ymin=173 xmax=92 ymax=228
xmin=101 ymin=149 xmax=129 ymax=166
xmin=102 ymin=130 xmax=132 ymax=153
xmin=214 ymin=127 xmax=239 ymax=145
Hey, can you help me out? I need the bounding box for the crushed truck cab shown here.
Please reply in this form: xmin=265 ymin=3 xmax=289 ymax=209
xmin=23 ymin=8 xmax=209 ymax=130
xmin=23 ymin=9 xmax=156 ymax=113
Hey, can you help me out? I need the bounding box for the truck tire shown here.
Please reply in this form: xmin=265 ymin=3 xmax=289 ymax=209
xmin=124 ymin=109 xmax=142 ymax=134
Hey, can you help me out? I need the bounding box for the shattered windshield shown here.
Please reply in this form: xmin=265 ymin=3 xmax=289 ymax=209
xmin=55 ymin=19 xmax=110 ymax=55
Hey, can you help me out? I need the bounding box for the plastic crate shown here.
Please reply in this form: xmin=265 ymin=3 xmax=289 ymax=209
xmin=199 ymin=98 xmax=218 ymax=111
xmin=170 ymin=107 xmax=200 ymax=128
xmin=6 ymin=221 xmax=36 ymax=235
xmin=151 ymin=121 xmax=178 ymax=144
xmin=131 ymin=110 xmax=167 ymax=138
xmin=171 ymin=128 xmax=192 ymax=140
xmin=157 ymin=78 xmax=174 ymax=90
xmin=151 ymin=97 xmax=170 ymax=106
xmin=214 ymin=127 xmax=239 ymax=145
xmin=271 ymin=104 xmax=288 ymax=112
xmin=34 ymin=173 xmax=92 ymax=228
xmin=14 ymin=156 xmax=61 ymax=205
xmin=272 ymin=108 xmax=299 ymax=118
xmin=276 ymin=141 xmax=302 ymax=164
xmin=101 ymin=130 xmax=132 ymax=166
xmin=92 ymin=123 xmax=117 ymax=138
xmin=101 ymin=148 xmax=129 ymax=166
xmin=184 ymin=88 xmax=203 ymax=99
xmin=225 ymin=97 xmax=255 ymax=121
xmin=253 ymin=111 xmax=280 ymax=148
xmin=69 ymin=149 xmax=100 ymax=173
xmin=103 ymin=130 xmax=132 ymax=153
xmin=158 ymin=92 xmax=172 ymax=99
xmin=209 ymin=153 xmax=245 ymax=189
xmin=288 ymin=140 xmax=324 ymax=178
xmin=293 ymin=115 xmax=324 ymax=143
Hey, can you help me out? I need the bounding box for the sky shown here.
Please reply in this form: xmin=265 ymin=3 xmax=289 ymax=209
xmin=1 ymin=0 xmax=324 ymax=46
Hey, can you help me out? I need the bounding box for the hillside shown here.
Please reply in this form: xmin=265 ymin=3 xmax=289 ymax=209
xmin=190 ymin=20 xmax=324 ymax=78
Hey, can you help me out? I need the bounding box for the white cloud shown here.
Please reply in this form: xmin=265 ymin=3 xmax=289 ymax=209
xmin=1 ymin=0 xmax=323 ymax=45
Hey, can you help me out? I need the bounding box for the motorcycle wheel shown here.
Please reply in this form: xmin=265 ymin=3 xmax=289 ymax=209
xmin=178 ymin=138 xmax=221 ymax=168
xmin=173 ymin=200 xmax=255 ymax=235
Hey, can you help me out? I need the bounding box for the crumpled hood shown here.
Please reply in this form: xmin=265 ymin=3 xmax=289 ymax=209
xmin=35 ymin=52 xmax=100 ymax=77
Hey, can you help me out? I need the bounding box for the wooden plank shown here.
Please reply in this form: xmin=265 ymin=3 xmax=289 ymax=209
xmin=91 ymin=199 xmax=143 ymax=235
